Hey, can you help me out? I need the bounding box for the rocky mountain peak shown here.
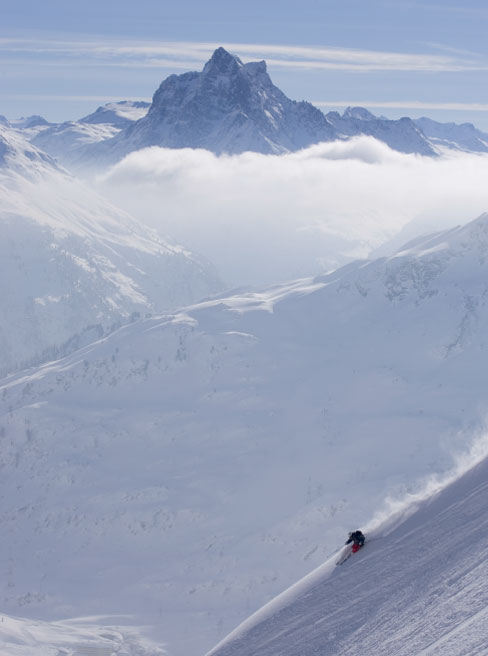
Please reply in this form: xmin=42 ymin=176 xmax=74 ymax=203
xmin=40 ymin=48 xmax=444 ymax=165
xmin=202 ymin=47 xmax=243 ymax=76
xmin=244 ymin=60 xmax=268 ymax=76
xmin=343 ymin=106 xmax=377 ymax=121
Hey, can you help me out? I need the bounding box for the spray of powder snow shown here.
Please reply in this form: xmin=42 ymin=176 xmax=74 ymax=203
xmin=99 ymin=137 xmax=488 ymax=286
xmin=365 ymin=426 xmax=488 ymax=539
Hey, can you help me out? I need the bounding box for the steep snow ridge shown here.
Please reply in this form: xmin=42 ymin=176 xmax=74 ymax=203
xmin=415 ymin=116 xmax=488 ymax=153
xmin=8 ymin=115 xmax=51 ymax=130
xmin=32 ymin=121 xmax=121 ymax=167
xmin=30 ymin=101 xmax=150 ymax=171
xmin=80 ymin=100 xmax=150 ymax=127
xmin=326 ymin=106 xmax=436 ymax=156
xmin=0 ymin=126 xmax=62 ymax=176
xmin=0 ymin=614 xmax=165 ymax=656
xmin=3 ymin=213 xmax=488 ymax=655
xmin=207 ymin=451 xmax=488 ymax=656
xmin=0 ymin=125 xmax=222 ymax=376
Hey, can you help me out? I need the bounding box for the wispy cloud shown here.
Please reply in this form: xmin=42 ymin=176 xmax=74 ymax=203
xmin=314 ymin=100 xmax=488 ymax=112
xmin=1 ymin=94 xmax=151 ymax=102
xmin=0 ymin=36 xmax=486 ymax=73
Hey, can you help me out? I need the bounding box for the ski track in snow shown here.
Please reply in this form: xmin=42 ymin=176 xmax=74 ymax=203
xmin=207 ymin=457 xmax=488 ymax=656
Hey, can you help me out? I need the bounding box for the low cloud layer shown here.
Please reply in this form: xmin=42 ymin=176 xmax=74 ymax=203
xmin=99 ymin=137 xmax=488 ymax=287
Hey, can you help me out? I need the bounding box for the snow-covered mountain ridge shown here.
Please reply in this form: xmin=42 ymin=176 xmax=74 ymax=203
xmin=8 ymin=48 xmax=488 ymax=174
xmin=326 ymin=106 xmax=435 ymax=156
xmin=28 ymin=101 xmax=150 ymax=170
xmin=0 ymin=124 xmax=222 ymax=376
xmin=414 ymin=116 xmax=488 ymax=153
xmin=70 ymin=47 xmax=338 ymax=167
xmin=14 ymin=48 xmax=488 ymax=170
xmin=3 ymin=212 xmax=488 ymax=655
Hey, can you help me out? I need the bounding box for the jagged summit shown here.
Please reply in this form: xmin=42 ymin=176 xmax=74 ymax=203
xmin=89 ymin=47 xmax=336 ymax=160
xmin=203 ymin=46 xmax=244 ymax=74
xmin=201 ymin=47 xmax=267 ymax=78
xmin=21 ymin=48 xmax=463 ymax=169
xmin=343 ymin=106 xmax=377 ymax=121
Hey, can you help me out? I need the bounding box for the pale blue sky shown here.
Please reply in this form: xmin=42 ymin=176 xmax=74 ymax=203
xmin=3 ymin=0 xmax=488 ymax=128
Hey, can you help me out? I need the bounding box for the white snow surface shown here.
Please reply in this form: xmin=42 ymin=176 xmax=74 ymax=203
xmin=30 ymin=101 xmax=151 ymax=171
xmin=79 ymin=101 xmax=150 ymax=127
xmin=3 ymin=212 xmax=488 ymax=655
xmin=207 ymin=452 xmax=488 ymax=656
xmin=0 ymin=125 xmax=222 ymax=376
xmin=32 ymin=121 xmax=121 ymax=168
xmin=0 ymin=613 xmax=165 ymax=655
xmin=414 ymin=116 xmax=488 ymax=153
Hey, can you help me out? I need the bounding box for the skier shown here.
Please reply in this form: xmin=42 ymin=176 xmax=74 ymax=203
xmin=345 ymin=529 xmax=365 ymax=553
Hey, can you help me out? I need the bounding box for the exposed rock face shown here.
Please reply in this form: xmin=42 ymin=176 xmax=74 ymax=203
xmin=99 ymin=47 xmax=338 ymax=161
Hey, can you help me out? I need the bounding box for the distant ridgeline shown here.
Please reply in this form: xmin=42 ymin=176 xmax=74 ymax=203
xmin=6 ymin=47 xmax=488 ymax=171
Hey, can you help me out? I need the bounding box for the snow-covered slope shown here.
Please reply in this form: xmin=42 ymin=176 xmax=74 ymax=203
xmin=31 ymin=120 xmax=121 ymax=164
xmin=0 ymin=125 xmax=222 ymax=376
xmin=8 ymin=115 xmax=51 ymax=130
xmin=207 ymin=452 xmax=488 ymax=656
xmin=29 ymin=101 xmax=150 ymax=170
xmin=0 ymin=614 xmax=165 ymax=656
xmin=80 ymin=100 xmax=150 ymax=127
xmin=326 ymin=106 xmax=437 ymax=156
xmin=414 ymin=116 xmax=488 ymax=153
xmin=3 ymin=213 xmax=488 ymax=655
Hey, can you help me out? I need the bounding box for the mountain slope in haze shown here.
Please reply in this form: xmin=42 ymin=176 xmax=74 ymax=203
xmin=414 ymin=116 xmax=488 ymax=153
xmin=79 ymin=100 xmax=150 ymax=127
xmin=207 ymin=452 xmax=488 ymax=656
xmin=8 ymin=115 xmax=52 ymax=130
xmin=0 ymin=615 xmax=165 ymax=656
xmin=29 ymin=101 xmax=150 ymax=169
xmin=326 ymin=106 xmax=436 ymax=156
xmin=0 ymin=125 xmax=222 ymax=376
xmin=3 ymin=213 xmax=488 ymax=654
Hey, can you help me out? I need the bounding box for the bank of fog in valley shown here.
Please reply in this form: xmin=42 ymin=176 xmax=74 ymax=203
xmin=99 ymin=139 xmax=488 ymax=286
